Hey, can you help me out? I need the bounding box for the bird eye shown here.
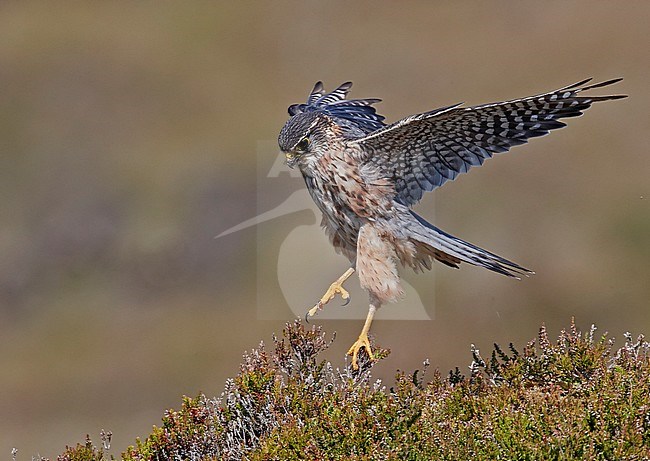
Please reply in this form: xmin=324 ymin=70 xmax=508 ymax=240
xmin=295 ymin=137 xmax=310 ymax=152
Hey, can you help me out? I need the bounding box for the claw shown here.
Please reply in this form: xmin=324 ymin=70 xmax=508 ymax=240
xmin=347 ymin=332 xmax=374 ymax=370
xmin=347 ymin=303 xmax=378 ymax=370
xmin=306 ymin=302 xmax=321 ymax=320
xmin=341 ymin=294 xmax=351 ymax=307
xmin=305 ymin=268 xmax=354 ymax=319
xmin=304 ymin=268 xmax=355 ymax=320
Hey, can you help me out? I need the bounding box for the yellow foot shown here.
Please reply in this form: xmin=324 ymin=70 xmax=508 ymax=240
xmin=306 ymin=276 xmax=351 ymax=319
xmin=347 ymin=333 xmax=374 ymax=370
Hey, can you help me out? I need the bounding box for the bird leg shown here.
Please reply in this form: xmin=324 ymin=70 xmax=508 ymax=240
xmin=347 ymin=303 xmax=378 ymax=370
xmin=306 ymin=267 xmax=355 ymax=319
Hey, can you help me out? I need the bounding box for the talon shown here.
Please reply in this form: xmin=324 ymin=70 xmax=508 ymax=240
xmin=304 ymin=268 xmax=355 ymax=319
xmin=347 ymin=333 xmax=374 ymax=370
xmin=317 ymin=283 xmax=349 ymax=308
xmin=341 ymin=295 xmax=351 ymax=307
xmin=306 ymin=302 xmax=321 ymax=320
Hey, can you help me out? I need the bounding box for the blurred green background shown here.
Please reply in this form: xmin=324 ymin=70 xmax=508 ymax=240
xmin=1 ymin=2 xmax=648 ymax=458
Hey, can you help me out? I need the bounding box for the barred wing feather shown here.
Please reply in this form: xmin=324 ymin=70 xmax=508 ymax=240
xmin=354 ymin=78 xmax=626 ymax=207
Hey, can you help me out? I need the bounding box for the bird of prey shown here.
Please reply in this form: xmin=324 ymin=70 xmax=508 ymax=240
xmin=277 ymin=78 xmax=626 ymax=369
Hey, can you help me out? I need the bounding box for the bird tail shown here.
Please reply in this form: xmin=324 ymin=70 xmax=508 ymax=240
xmin=406 ymin=211 xmax=533 ymax=278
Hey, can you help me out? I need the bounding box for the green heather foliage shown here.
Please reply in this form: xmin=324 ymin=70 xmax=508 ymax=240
xmin=57 ymin=432 xmax=112 ymax=461
xmin=63 ymin=320 xmax=649 ymax=460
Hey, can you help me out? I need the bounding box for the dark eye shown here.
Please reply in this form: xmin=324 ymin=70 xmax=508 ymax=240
xmin=295 ymin=137 xmax=310 ymax=152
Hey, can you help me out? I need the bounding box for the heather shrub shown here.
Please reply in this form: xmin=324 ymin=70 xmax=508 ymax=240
xmin=57 ymin=320 xmax=650 ymax=460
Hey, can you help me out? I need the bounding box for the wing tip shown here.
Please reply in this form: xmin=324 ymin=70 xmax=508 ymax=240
xmin=580 ymin=77 xmax=623 ymax=91
xmin=561 ymin=77 xmax=593 ymax=91
xmin=560 ymin=77 xmax=626 ymax=98
xmin=505 ymin=266 xmax=534 ymax=279
xmin=577 ymin=77 xmax=628 ymax=99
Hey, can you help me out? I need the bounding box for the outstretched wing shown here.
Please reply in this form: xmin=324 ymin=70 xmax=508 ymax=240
xmin=353 ymin=78 xmax=626 ymax=207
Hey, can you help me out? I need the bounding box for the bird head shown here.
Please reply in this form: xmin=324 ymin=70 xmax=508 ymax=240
xmin=278 ymin=110 xmax=330 ymax=169
xmin=278 ymin=81 xmax=385 ymax=170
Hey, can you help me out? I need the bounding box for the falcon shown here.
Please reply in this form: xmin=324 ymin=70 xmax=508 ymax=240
xmin=277 ymin=78 xmax=625 ymax=369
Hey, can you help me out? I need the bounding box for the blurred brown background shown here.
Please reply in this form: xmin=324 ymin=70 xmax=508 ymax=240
xmin=0 ymin=2 xmax=648 ymax=458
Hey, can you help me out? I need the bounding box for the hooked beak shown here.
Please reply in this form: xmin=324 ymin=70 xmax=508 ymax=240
xmin=285 ymin=152 xmax=297 ymax=169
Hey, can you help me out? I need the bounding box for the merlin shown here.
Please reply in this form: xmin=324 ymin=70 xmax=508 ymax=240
xmin=278 ymin=78 xmax=625 ymax=369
